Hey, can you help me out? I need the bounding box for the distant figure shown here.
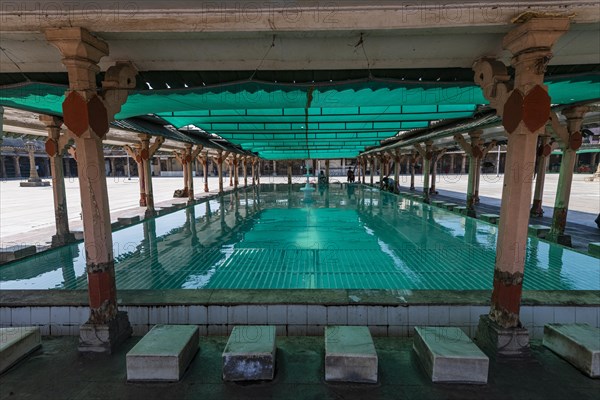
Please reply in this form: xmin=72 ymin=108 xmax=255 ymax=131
xmin=318 ymin=170 xmax=328 ymax=185
xmin=347 ymin=167 xmax=355 ymax=183
xmin=381 ymin=176 xmax=396 ymax=193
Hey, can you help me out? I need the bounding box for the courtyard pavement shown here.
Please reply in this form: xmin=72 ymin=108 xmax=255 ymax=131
xmin=0 ymin=172 xmax=598 ymax=251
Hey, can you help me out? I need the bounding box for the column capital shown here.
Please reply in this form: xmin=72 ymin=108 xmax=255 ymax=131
xmin=503 ymin=18 xmax=570 ymax=59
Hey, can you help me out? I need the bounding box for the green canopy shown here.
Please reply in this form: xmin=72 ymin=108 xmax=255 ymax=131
xmin=1 ymin=75 xmax=599 ymax=159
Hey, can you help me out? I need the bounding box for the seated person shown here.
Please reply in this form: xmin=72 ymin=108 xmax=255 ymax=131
xmin=381 ymin=176 xmax=396 ymax=192
xmin=347 ymin=167 xmax=355 ymax=183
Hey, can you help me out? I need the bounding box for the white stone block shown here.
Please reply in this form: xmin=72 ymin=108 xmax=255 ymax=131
xmin=413 ymin=326 xmax=489 ymax=384
xmin=0 ymin=327 xmax=41 ymax=373
xmin=126 ymin=324 xmax=199 ymax=382
xmin=543 ymin=323 xmax=600 ymax=378
xmin=325 ymin=326 xmax=378 ymax=383
xmin=222 ymin=326 xmax=276 ymax=381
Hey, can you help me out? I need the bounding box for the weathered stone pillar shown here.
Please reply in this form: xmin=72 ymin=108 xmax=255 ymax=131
xmin=287 ymin=160 xmax=292 ymax=184
xmin=0 ymin=156 xmax=6 ymax=179
xmin=41 ymin=115 xmax=76 ymax=247
xmin=257 ymin=159 xmax=261 ymax=184
xmin=251 ymin=157 xmax=256 ymax=185
xmin=429 ymin=149 xmax=445 ymax=194
xmin=325 ymin=159 xmax=330 ymax=182
xmin=546 ymin=106 xmax=588 ymax=246
xmin=26 ymin=142 xmax=40 ymax=181
xmin=198 ymin=153 xmax=209 ymax=192
xmin=422 ymin=141 xmax=433 ymax=203
xmin=461 ymin=154 xmax=467 ymax=174
xmin=530 ymin=134 xmax=552 ymax=217
xmin=472 ymin=18 xmax=569 ymax=356
xmin=123 ymin=144 xmax=146 ymax=206
xmin=47 ymin=27 xmax=137 ymax=353
xmin=109 ymin=157 xmax=116 ymax=177
xmin=369 ymin=157 xmax=374 ymax=185
xmin=449 ymin=153 xmax=455 ymax=174
xmin=233 ymin=155 xmax=239 ymax=189
xmin=155 ymin=156 xmax=162 ymax=177
xmin=272 ymin=160 xmax=277 ymax=176
xmin=394 ymin=150 xmax=401 ymax=186
xmin=228 ymin=158 xmax=234 ymax=187
xmin=409 ymin=153 xmax=417 ymax=190
xmin=139 ymin=134 xmax=164 ymax=215
xmin=13 ymin=155 xmax=21 ymax=178
xmin=214 ymin=150 xmax=227 ymax=194
xmin=243 ymin=157 xmax=248 ymax=187
xmin=455 ymin=131 xmax=481 ymax=216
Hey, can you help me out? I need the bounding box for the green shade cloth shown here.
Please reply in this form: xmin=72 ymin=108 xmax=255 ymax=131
xmin=1 ymin=75 xmax=599 ymax=159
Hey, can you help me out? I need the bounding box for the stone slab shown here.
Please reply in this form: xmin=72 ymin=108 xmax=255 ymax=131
xmin=454 ymin=206 xmax=467 ymax=214
xmin=543 ymin=323 xmax=599 ymax=378
xmin=528 ymin=224 xmax=550 ymax=238
xmin=71 ymin=230 xmax=84 ymax=241
xmin=19 ymin=181 xmax=50 ymax=187
xmin=0 ymin=245 xmax=36 ymax=263
xmin=413 ymin=326 xmax=489 ymax=384
xmin=126 ymin=324 xmax=199 ymax=382
xmin=442 ymin=203 xmax=458 ymax=210
xmin=431 ymin=200 xmax=445 ymax=207
xmin=588 ymin=242 xmax=600 ymax=257
xmin=223 ymin=325 xmax=276 ymax=381
xmin=325 ymin=326 xmax=378 ymax=383
xmin=118 ymin=215 xmax=141 ymax=225
xmin=480 ymin=213 xmax=500 ymax=224
xmin=0 ymin=327 xmax=41 ymax=374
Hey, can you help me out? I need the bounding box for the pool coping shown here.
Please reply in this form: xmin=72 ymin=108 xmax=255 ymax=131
xmin=1 ymin=289 xmax=598 ymax=307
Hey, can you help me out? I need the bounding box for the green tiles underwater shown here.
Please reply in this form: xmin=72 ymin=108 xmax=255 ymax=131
xmin=0 ymin=184 xmax=598 ymax=291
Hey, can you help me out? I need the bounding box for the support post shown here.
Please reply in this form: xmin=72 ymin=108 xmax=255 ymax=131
xmin=325 ymin=159 xmax=330 ymax=182
xmin=471 ymin=18 xmax=569 ymax=357
xmin=41 ymin=115 xmax=76 ymax=246
xmin=410 ymin=152 xmax=417 ymax=190
xmin=243 ymin=157 xmax=248 ymax=187
xmin=287 ymin=160 xmax=292 ymax=184
xmin=46 ymin=27 xmax=137 ymax=353
xmin=546 ymin=107 xmax=588 ymax=245
xmin=530 ymin=134 xmax=552 ymax=217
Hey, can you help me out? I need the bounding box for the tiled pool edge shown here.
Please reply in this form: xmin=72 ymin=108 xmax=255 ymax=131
xmin=1 ymin=289 xmax=598 ymax=340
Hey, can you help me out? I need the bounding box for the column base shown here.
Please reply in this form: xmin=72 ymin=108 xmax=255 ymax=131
xmin=530 ymin=201 xmax=544 ymax=217
xmin=144 ymin=209 xmax=156 ymax=219
xmin=474 ymin=315 xmax=530 ymax=359
xmin=51 ymin=232 xmax=77 ymax=247
xmin=78 ymin=311 xmax=132 ymax=355
xmin=547 ymin=233 xmax=572 ymax=247
xmin=20 ymin=180 xmax=50 ymax=187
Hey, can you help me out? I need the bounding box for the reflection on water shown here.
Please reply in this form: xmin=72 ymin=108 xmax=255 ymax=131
xmin=1 ymin=184 xmax=598 ymax=290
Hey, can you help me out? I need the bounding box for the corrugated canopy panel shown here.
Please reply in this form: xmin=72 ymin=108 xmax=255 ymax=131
xmin=1 ymin=75 xmax=599 ymax=159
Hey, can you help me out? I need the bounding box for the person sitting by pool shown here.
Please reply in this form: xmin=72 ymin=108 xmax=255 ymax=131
xmin=347 ymin=167 xmax=355 ymax=183
xmin=318 ymin=170 xmax=328 ymax=184
xmin=381 ymin=176 xmax=396 ymax=193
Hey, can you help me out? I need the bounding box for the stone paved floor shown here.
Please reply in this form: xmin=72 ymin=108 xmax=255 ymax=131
xmin=1 ymin=172 xmax=598 ymax=249
xmin=1 ymin=335 xmax=599 ymax=400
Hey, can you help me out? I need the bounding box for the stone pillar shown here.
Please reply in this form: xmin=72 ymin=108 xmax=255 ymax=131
xmin=287 ymin=161 xmax=292 ymax=184
xmin=215 ymin=151 xmax=224 ymax=193
xmin=0 ymin=156 xmax=6 ymax=179
xmin=449 ymin=154 xmax=455 ymax=174
xmin=410 ymin=153 xmax=416 ymax=190
xmin=461 ymin=154 xmax=467 ymax=174
xmin=228 ymin=158 xmax=234 ymax=187
xmin=109 ymin=157 xmax=116 ymax=177
xmin=257 ymin=159 xmax=261 ymax=184
xmin=530 ymin=135 xmax=552 ymax=217
xmin=430 ymin=150 xmax=445 ymax=194
xmin=46 ymin=27 xmax=137 ymax=353
xmin=471 ymin=18 xmax=569 ymax=354
xmin=243 ymin=157 xmax=248 ymax=187
xmin=184 ymin=144 xmax=195 ymax=202
xmin=369 ymin=157 xmax=374 ymax=185
xmin=394 ymin=150 xmax=401 ymax=187
xmin=422 ymin=141 xmax=433 ymax=203
xmin=200 ymin=153 xmax=209 ymax=192
xmin=547 ymin=106 xmax=588 ymax=246
xmin=26 ymin=142 xmax=40 ymax=181
xmin=41 ymin=115 xmax=76 ymax=247
xmin=251 ymin=158 xmax=256 ymax=185
xmin=13 ymin=156 xmax=21 ymax=178
xmin=325 ymin=159 xmax=330 ymax=182
xmin=233 ymin=155 xmax=239 ymax=189
xmin=272 ymin=160 xmax=277 ymax=176
xmin=155 ymin=156 xmax=161 ymax=177
xmin=139 ymin=134 xmax=162 ymax=216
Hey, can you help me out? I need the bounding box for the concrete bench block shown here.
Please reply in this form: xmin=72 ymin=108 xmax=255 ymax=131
xmin=325 ymin=326 xmax=378 ymax=383
xmin=71 ymin=230 xmax=84 ymax=241
xmin=413 ymin=327 xmax=489 ymax=384
xmin=431 ymin=200 xmax=445 ymax=207
xmin=528 ymin=224 xmax=550 ymax=238
xmin=588 ymin=242 xmax=600 ymax=257
xmin=110 ymin=220 xmax=121 ymax=230
xmin=126 ymin=324 xmax=199 ymax=382
xmin=480 ymin=213 xmax=500 ymax=224
xmin=0 ymin=327 xmax=41 ymax=374
xmin=0 ymin=245 xmax=37 ymax=263
xmin=172 ymin=203 xmax=187 ymax=209
xmin=543 ymin=323 xmax=600 ymax=378
xmin=222 ymin=326 xmax=276 ymax=381
xmin=442 ymin=203 xmax=458 ymax=210
xmin=118 ymin=215 xmax=141 ymax=225
xmin=453 ymin=206 xmax=467 ymax=214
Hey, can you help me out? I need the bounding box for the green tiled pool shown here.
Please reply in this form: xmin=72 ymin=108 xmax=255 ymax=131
xmin=1 ymin=184 xmax=598 ymax=290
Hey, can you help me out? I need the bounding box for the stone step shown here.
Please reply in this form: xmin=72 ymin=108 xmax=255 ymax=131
xmin=118 ymin=215 xmax=141 ymax=225
xmin=543 ymin=323 xmax=599 ymax=378
xmin=222 ymin=325 xmax=276 ymax=381
xmin=431 ymin=200 xmax=446 ymax=207
xmin=528 ymin=224 xmax=550 ymax=238
xmin=413 ymin=326 xmax=489 ymax=384
xmin=587 ymin=242 xmax=600 ymax=257
xmin=0 ymin=327 xmax=42 ymax=374
xmin=479 ymin=213 xmax=500 ymax=224
xmin=126 ymin=324 xmax=199 ymax=382
xmin=442 ymin=203 xmax=458 ymax=210
xmin=325 ymin=326 xmax=378 ymax=384
xmin=0 ymin=245 xmax=37 ymax=264
xmin=454 ymin=206 xmax=467 ymax=214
